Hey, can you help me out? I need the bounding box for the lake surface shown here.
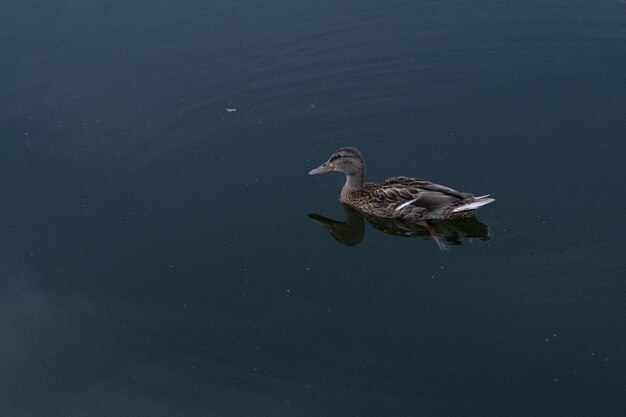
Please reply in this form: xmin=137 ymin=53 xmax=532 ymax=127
xmin=2 ymin=1 xmax=626 ymax=416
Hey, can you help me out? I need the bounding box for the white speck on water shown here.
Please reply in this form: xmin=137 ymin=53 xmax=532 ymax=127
xmin=225 ymin=107 xmax=237 ymax=112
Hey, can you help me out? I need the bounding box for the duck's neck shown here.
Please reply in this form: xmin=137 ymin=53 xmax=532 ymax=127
xmin=341 ymin=173 xmax=364 ymax=201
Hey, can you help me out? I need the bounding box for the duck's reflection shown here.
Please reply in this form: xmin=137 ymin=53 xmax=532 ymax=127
xmin=309 ymin=205 xmax=491 ymax=251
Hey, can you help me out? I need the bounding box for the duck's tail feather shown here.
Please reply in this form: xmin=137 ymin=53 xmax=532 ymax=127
xmin=452 ymin=195 xmax=495 ymax=213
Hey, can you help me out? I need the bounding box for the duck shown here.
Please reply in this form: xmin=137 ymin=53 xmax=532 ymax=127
xmin=308 ymin=147 xmax=494 ymax=220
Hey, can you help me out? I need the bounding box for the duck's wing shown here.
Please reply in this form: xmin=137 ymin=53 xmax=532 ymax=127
xmin=379 ymin=176 xmax=472 ymax=211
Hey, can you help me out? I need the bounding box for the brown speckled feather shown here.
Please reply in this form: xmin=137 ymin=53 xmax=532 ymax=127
xmin=342 ymin=180 xmax=478 ymax=220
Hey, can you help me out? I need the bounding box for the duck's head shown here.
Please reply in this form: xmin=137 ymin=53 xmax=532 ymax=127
xmin=308 ymin=147 xmax=365 ymax=177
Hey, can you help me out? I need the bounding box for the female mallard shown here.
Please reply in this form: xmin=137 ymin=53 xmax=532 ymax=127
xmin=308 ymin=147 xmax=494 ymax=220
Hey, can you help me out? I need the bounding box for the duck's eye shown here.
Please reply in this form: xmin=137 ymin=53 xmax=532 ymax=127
xmin=335 ymin=154 xmax=343 ymax=159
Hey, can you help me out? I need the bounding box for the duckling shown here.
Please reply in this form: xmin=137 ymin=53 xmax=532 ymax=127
xmin=308 ymin=147 xmax=494 ymax=220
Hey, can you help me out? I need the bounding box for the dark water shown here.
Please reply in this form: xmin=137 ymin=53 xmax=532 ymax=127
xmin=2 ymin=1 xmax=626 ymax=415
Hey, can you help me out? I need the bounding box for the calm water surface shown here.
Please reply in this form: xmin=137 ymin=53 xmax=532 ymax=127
xmin=2 ymin=1 xmax=626 ymax=416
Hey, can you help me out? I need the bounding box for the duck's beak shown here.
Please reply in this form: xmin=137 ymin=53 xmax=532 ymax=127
xmin=308 ymin=162 xmax=333 ymax=175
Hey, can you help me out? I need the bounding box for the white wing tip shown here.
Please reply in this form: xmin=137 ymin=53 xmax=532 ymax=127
xmin=395 ymin=198 xmax=419 ymax=211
